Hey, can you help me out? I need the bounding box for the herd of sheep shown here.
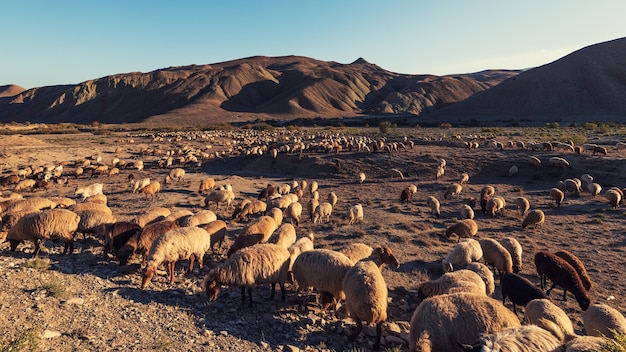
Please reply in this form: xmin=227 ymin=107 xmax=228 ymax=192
xmin=1 ymin=127 xmax=626 ymax=351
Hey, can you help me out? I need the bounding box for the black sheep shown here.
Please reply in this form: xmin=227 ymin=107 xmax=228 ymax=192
xmin=534 ymin=251 xmax=591 ymax=310
xmin=501 ymin=272 xmax=546 ymax=315
xmin=400 ymin=188 xmax=412 ymax=203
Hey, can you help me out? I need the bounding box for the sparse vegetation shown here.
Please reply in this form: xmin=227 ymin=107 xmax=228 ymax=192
xmin=379 ymin=121 xmax=393 ymax=134
xmin=0 ymin=327 xmax=40 ymax=352
xmin=599 ymin=330 xmax=626 ymax=352
xmin=23 ymin=258 xmax=50 ymax=270
xmin=40 ymin=279 xmax=66 ymax=298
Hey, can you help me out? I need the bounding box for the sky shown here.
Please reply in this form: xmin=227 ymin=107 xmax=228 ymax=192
xmin=2 ymin=0 xmax=625 ymax=89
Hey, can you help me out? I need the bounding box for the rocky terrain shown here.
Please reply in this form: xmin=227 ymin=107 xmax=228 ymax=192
xmin=0 ymin=125 xmax=625 ymax=351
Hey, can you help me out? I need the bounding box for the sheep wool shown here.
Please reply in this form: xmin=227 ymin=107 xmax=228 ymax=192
xmin=550 ymin=188 xmax=565 ymax=207
xmin=500 ymin=272 xmax=546 ymax=315
xmin=179 ymin=210 xmax=217 ymax=227
xmin=409 ymin=293 xmax=521 ymax=352
xmin=442 ymin=238 xmax=483 ymax=272
xmin=132 ymin=207 xmax=171 ymax=228
xmin=446 ymin=219 xmax=478 ymax=243
xmin=478 ymin=238 xmax=513 ymax=279
xmin=582 ymin=303 xmax=626 ymax=339
xmin=142 ymin=226 xmax=212 ymax=288
xmin=499 ymin=237 xmax=523 ymax=273
xmin=7 ymin=208 xmax=80 ymax=256
xmin=458 ymin=324 xmax=562 ymax=352
xmin=534 ymin=251 xmax=591 ymax=310
xmin=417 ymin=270 xmax=487 ymax=301
xmin=465 ymin=262 xmax=495 ymax=296
xmin=426 ymin=196 xmax=441 ymax=218
xmin=524 ymin=299 xmax=575 ymax=340
xmin=521 ymin=209 xmax=544 ymax=229
xmin=340 ymin=242 xmax=374 ymax=265
xmin=347 ymin=204 xmax=363 ymax=225
xmin=444 ymin=183 xmax=463 ymax=199
xmin=269 ymin=223 xmax=297 ymax=248
xmin=514 ymin=197 xmax=530 ymax=216
xmin=312 ymin=202 xmax=333 ymax=224
xmin=555 ymin=250 xmax=593 ymax=291
xmin=460 ymin=204 xmax=475 ymax=220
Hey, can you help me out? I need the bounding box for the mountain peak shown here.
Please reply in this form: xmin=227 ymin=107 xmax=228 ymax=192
xmin=351 ymin=57 xmax=370 ymax=65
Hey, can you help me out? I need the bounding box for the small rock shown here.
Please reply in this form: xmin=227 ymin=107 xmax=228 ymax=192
xmin=219 ymin=330 xmax=228 ymax=336
xmin=386 ymin=322 xmax=401 ymax=334
xmin=286 ymin=345 xmax=300 ymax=352
xmin=65 ymin=297 xmax=84 ymax=306
xmin=260 ymin=341 xmax=270 ymax=349
xmin=40 ymin=330 xmax=61 ymax=339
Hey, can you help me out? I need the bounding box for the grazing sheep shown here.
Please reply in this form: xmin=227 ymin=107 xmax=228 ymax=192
xmin=327 ymin=192 xmax=338 ymax=207
xmin=480 ymin=185 xmax=496 ymax=213
xmin=564 ymin=178 xmax=582 ymax=195
xmin=534 ymin=251 xmax=591 ymax=310
xmin=555 ymin=250 xmax=593 ymax=291
xmin=592 ymin=145 xmax=608 ymax=155
xmin=138 ymin=181 xmax=161 ymax=200
xmin=347 ymin=204 xmax=363 ymax=225
xmin=605 ymin=188 xmax=622 ymax=208
xmin=75 ymin=183 xmax=104 ymax=201
xmin=408 ymin=293 xmax=521 ymax=352
xmin=486 ymin=196 xmax=506 ymax=218
xmin=400 ymin=188 xmax=413 ymax=204
xmin=284 ymin=201 xmax=303 ymax=227
xmin=312 ymin=202 xmax=333 ymax=224
xmin=418 ymin=269 xmax=487 ymax=301
xmin=444 ymin=183 xmax=463 ymax=199
xmin=165 ymin=210 xmax=194 ymax=224
xmin=446 ymin=219 xmax=478 ymax=243
xmin=99 ymin=221 xmax=142 ymax=260
xmin=458 ymin=324 xmax=562 ymax=352
xmin=234 ymin=199 xmax=267 ymax=221
xmin=205 ymin=243 xmax=292 ymax=306
xmin=69 ymin=202 xmax=112 ymax=215
xmin=508 ymin=165 xmax=519 ymax=177
xmin=460 ymin=173 xmax=469 ymax=184
xmin=442 ymin=239 xmax=483 ymax=272
xmin=460 ymin=204 xmax=475 ymax=220
xmin=587 ymin=182 xmax=602 ymax=197
xmin=479 ymin=238 xmax=513 ymax=280
xmin=179 ymin=210 xmax=217 ymax=227
xmin=522 ymin=209 xmax=544 ymax=229
xmin=257 ymin=184 xmax=277 ymax=201
xmin=563 ymin=336 xmax=605 ymax=352
xmin=582 ymin=303 xmax=626 ymax=339
xmin=358 ymin=172 xmax=366 ymax=184
xmin=307 ymin=198 xmax=320 ymax=222
xmin=527 ymin=156 xmax=541 ymax=169
xmin=290 ymin=249 xmax=354 ymax=308
xmin=435 ymin=165 xmax=445 ymax=180
xmin=7 ymin=209 xmax=80 ymax=256
xmin=465 ymin=262 xmax=495 ymax=296
xmin=426 ymin=196 xmax=441 ymax=218
xmin=342 ymin=246 xmax=400 ymax=349
xmin=514 ymin=197 xmax=530 ymax=216
xmin=200 ymin=220 xmax=227 ymax=253
xmin=524 ymin=298 xmax=575 ymax=339
xmin=132 ymin=177 xmax=151 ymax=193
xmin=340 ymin=242 xmax=374 ymax=265
xmin=269 ymin=223 xmax=297 ymax=248
xmin=501 ymin=273 xmax=547 ymax=315
xmin=13 ymin=179 xmax=36 ymax=192
xmin=288 ymin=233 xmax=315 ymax=261
xmin=550 ymin=188 xmax=565 ymax=207
xmin=75 ymin=209 xmax=117 ymax=240
xmin=499 ymin=237 xmax=523 ymax=273
xmin=227 ymin=208 xmax=283 ymax=256
xmin=198 ymin=178 xmax=216 ymax=194
xmin=167 ymin=168 xmax=185 ymax=182
xmin=307 ymin=180 xmax=319 ymax=195
xmin=119 ymin=220 xmax=181 ymax=266
xmin=203 ymin=189 xmax=235 ymax=210
xmin=580 ymin=174 xmax=594 ymax=188
xmin=3 ymin=197 xmax=57 ymax=214
xmin=141 ymin=226 xmax=212 ymax=288
xmin=408 ymin=184 xmax=418 ymax=195
xmin=132 ymin=207 xmax=171 ymax=228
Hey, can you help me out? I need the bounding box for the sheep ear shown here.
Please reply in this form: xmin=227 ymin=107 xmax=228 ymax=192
xmin=458 ymin=342 xmax=475 ymax=351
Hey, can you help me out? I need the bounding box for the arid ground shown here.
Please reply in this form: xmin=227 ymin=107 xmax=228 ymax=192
xmin=1 ymin=125 xmax=625 ymax=351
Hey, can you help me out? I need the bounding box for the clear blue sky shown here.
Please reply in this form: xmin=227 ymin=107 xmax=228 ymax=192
xmin=2 ymin=0 xmax=625 ymax=89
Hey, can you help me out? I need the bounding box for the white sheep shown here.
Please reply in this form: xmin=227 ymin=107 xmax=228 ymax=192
xmin=527 ymin=155 xmax=541 ymax=169
xmin=409 ymin=293 xmax=521 ymax=352
xmin=6 ymin=209 xmax=80 ymax=256
xmin=200 ymin=219 xmax=227 ymax=253
xmin=605 ymin=189 xmax=622 ymax=208
xmin=342 ymin=246 xmax=400 ymax=349
xmin=179 ymin=210 xmax=217 ymax=227
xmin=198 ymin=177 xmax=216 ymax=194
xmin=284 ymin=201 xmax=303 ymax=227
xmin=340 ymin=242 xmax=374 ymax=264
xmin=227 ymin=208 xmax=283 ymax=256
xmin=582 ymin=303 xmax=626 ymax=339
xmin=522 ymin=209 xmax=545 ymax=229
xmin=442 ymin=238 xmax=483 ymax=272
xmin=444 ymin=183 xmax=462 ymax=199
xmin=327 ymin=191 xmax=338 ymax=207
xmin=435 ymin=165 xmax=445 ymax=180
xmin=235 ymin=199 xmax=267 ymax=221
xmin=524 ymin=298 xmax=575 ymax=340
xmin=549 ymin=156 xmax=570 ymax=168
xmin=141 ymin=226 xmax=211 ymax=289
xmin=132 ymin=177 xmax=151 ymax=193
xmin=460 ymin=204 xmax=474 ymax=220
xmin=514 ymin=197 xmax=530 ymax=216
xmin=458 ymin=324 xmax=562 ymax=352
xmin=580 ymin=174 xmax=594 ymax=188
xmin=347 ymin=204 xmax=363 ymax=225
xmin=550 ymin=188 xmax=565 ymax=207
xmin=358 ymin=172 xmax=366 ymax=184
xmin=204 ymin=243 xmax=292 ymax=306
xmin=588 ymin=182 xmax=602 ymax=197
xmin=459 ymin=173 xmax=469 ymax=184
xmin=486 ymin=196 xmax=506 ymax=218
xmin=465 ymin=262 xmax=495 ymax=296
xmin=499 ymin=237 xmax=523 ymax=274
xmin=418 ymin=269 xmax=487 ymax=300
xmin=445 ymin=219 xmax=478 ymax=243
xmin=508 ymin=165 xmax=519 ymax=177
xmin=75 ymin=183 xmax=104 ymax=202
xmin=203 ymin=189 xmax=235 ymax=210
xmin=269 ymin=223 xmax=297 ymax=248
xmin=132 ymin=207 xmax=171 ymax=228
xmin=312 ymin=202 xmax=332 ymax=224
xmin=13 ymin=179 xmax=36 ymax=192
xmin=426 ymin=196 xmax=441 ymax=218
xmin=165 ymin=168 xmax=185 ymax=183
xmin=479 ymin=238 xmax=513 ymax=280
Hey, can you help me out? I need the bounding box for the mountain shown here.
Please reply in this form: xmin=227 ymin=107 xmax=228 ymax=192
xmin=429 ymin=37 xmax=626 ymax=124
xmin=0 ymin=56 xmax=517 ymax=125
xmin=0 ymin=85 xmax=25 ymax=98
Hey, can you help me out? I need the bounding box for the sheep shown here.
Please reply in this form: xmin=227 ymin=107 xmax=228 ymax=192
xmin=563 ymin=336 xmax=605 ymax=352
xmin=258 ymin=184 xmax=277 ymax=201
xmin=446 ymin=219 xmax=478 ymax=243
xmin=13 ymin=179 xmax=36 ymax=192
xmin=426 ymin=196 xmax=441 ymax=218
xmin=132 ymin=207 xmax=171 ymax=228
xmin=132 ymin=177 xmax=150 ymax=193
xmin=458 ymin=324 xmax=562 ymax=352
xmin=164 ymin=210 xmax=194 ymax=224
xmin=341 ymin=246 xmax=400 ymax=349
xmin=442 ymin=239 xmax=483 ymax=272
xmin=479 ymin=238 xmax=513 ymax=280
xmin=418 ymin=270 xmax=487 ymax=301
xmin=480 ymin=185 xmax=496 ymax=213
xmin=521 ymin=209 xmax=544 ymax=229
xmin=203 ymin=189 xmax=235 ymax=210
xmin=307 ymin=180 xmax=319 ymax=194
xmin=486 ymin=196 xmax=506 ymax=218
xmin=141 ymin=226 xmax=212 ymax=289
xmin=3 ymin=197 xmax=58 ymax=214
xmin=138 ymin=181 xmax=161 ymax=199
xmin=501 ymin=272 xmax=547 ymax=315
xmin=358 ymin=172 xmax=366 ymax=184
xmin=582 ymin=303 xmax=626 ymax=339
xmin=327 ymin=191 xmax=338 ymax=207
xmin=465 ymin=262 xmax=496 ymax=296
xmin=75 ymin=183 xmax=104 ymax=201
xmin=460 ymin=204 xmax=475 ymax=220
xmin=444 ymin=183 xmax=463 ymax=199
xmin=200 ymin=220 xmax=227 ymax=253
xmin=7 ymin=209 xmax=80 ymax=256
xmin=290 ymin=249 xmax=354 ymax=308
xmin=550 ymin=188 xmax=565 ymax=207
xmin=179 ymin=210 xmax=217 ymax=227
xmin=400 ymin=188 xmax=413 ymax=204
xmin=587 ymin=182 xmax=602 ymax=197
xmin=508 ymin=165 xmax=519 ymax=177
xmin=499 ymin=237 xmax=523 ymax=273
xmin=534 ymin=251 xmax=591 ymax=310
xmin=284 ymin=201 xmax=303 ymax=227
xmin=269 ymin=223 xmax=297 ymax=248
xmin=98 ymin=221 xmax=142 ymax=260
xmin=408 ymin=184 xmax=418 ymax=195
xmin=288 ymin=233 xmax=315 ymax=262
xmin=549 ymin=156 xmax=570 ymax=168
xmin=107 ymin=167 xmax=120 ymax=177
xmin=435 ymin=165 xmax=445 ymax=180
xmin=75 ymin=209 xmax=117 ymax=241
xmin=167 ymin=168 xmax=185 ymax=183
xmin=227 ymin=207 xmax=284 ymax=256
xmin=514 ymin=197 xmax=530 ymax=216
xmin=85 ymin=193 xmax=107 ymax=205
xmin=235 ymin=199 xmax=267 ymax=221
xmin=524 ymin=298 xmax=575 ymax=340
xmin=408 ymin=293 xmax=521 ymax=352
xmin=460 ymin=173 xmax=469 ymax=184
xmin=527 ymin=155 xmax=541 ymax=169
xmin=204 ymin=243 xmax=291 ymax=306
xmin=554 ymin=250 xmax=593 ymax=291
xmin=198 ymin=177 xmax=216 ymax=194
xmin=564 ymin=178 xmax=581 ymax=195
xmin=312 ymin=202 xmax=332 ymax=224
xmin=69 ymin=202 xmax=112 ymax=215
xmin=605 ymin=188 xmax=622 ymax=208
xmin=580 ymin=174 xmax=594 ymax=188
xmin=592 ymin=145 xmax=608 ymax=155
xmin=118 ymin=220 xmax=181 ymax=266
xmin=347 ymin=204 xmax=363 ymax=225
xmin=340 ymin=242 xmax=374 ymax=264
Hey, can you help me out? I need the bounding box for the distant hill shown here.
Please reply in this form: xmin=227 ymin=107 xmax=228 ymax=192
xmin=0 ymin=85 xmax=25 ymax=98
xmin=429 ymin=37 xmax=626 ymax=124
xmin=0 ymin=56 xmax=517 ymax=125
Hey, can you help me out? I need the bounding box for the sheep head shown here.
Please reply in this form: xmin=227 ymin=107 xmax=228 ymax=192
xmin=371 ymin=245 xmax=400 ymax=269
xmin=204 ymin=277 xmax=221 ymax=302
xmin=141 ymin=267 xmax=156 ymax=289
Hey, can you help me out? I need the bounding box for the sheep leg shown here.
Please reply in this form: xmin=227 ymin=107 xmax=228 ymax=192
xmin=280 ymin=283 xmax=286 ymax=302
xmin=32 ymin=239 xmax=41 ymax=257
xmin=247 ymin=287 xmax=253 ymax=307
xmin=546 ymin=281 xmax=556 ymax=297
xmin=374 ymin=321 xmax=382 ymax=350
xmin=348 ymin=317 xmax=363 ymax=342
xmin=270 ymin=283 xmax=276 ymax=300
xmin=168 ymin=262 xmax=175 ymax=285
xmin=188 ymin=254 xmax=196 ymax=274
xmin=562 ymin=288 xmax=567 ymax=301
xmin=241 ymin=287 xmax=246 ymax=305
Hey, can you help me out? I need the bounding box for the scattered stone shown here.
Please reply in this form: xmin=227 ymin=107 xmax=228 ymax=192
xmin=65 ymin=297 xmax=85 ymax=305
xmin=40 ymin=329 xmax=62 ymax=339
